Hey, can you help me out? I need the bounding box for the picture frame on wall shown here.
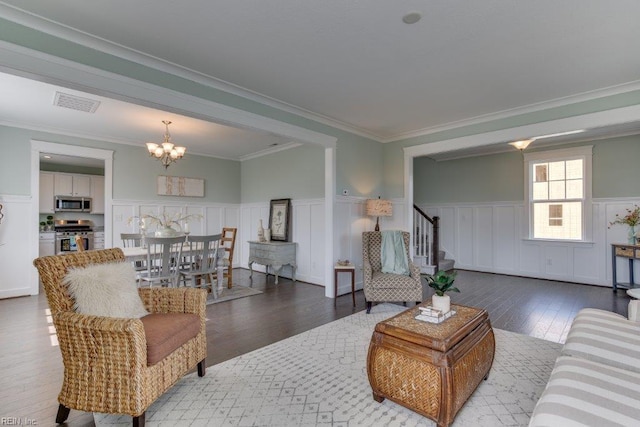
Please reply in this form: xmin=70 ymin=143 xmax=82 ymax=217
xmin=269 ymin=198 xmax=291 ymax=242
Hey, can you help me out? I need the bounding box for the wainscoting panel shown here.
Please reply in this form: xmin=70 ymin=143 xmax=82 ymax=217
xmin=309 ymin=202 xmax=326 ymax=281
xmin=0 ymin=195 xmax=34 ymax=298
xmin=238 ymin=199 xmax=324 ymax=286
xmin=334 ymin=197 xmax=371 ymax=296
xmin=457 ymin=207 xmax=474 ymax=267
xmin=418 ymin=198 xmax=640 ymax=286
xmin=204 ymin=206 xmax=223 ymax=237
xmin=293 ymin=203 xmax=311 ymax=281
xmin=475 ymin=207 xmax=494 ymax=269
xmin=520 ymin=242 xmax=541 ymax=274
xmin=239 ymin=203 xmax=269 ymax=275
xmin=112 ymin=200 xmax=240 ymax=265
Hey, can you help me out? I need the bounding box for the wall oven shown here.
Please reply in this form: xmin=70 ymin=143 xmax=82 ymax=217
xmin=54 ymin=196 xmax=92 ymax=212
xmin=54 ymin=220 xmax=94 ymax=254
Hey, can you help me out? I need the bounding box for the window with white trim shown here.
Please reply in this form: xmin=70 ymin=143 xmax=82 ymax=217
xmin=524 ymin=146 xmax=592 ymax=241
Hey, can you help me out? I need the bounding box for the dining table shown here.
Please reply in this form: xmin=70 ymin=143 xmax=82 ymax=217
xmin=121 ymin=244 xmax=226 ymax=291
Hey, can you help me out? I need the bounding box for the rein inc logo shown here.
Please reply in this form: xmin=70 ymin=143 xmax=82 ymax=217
xmin=1 ymin=418 xmax=37 ymax=425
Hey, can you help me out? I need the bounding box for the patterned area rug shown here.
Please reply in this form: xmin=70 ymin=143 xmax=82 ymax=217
xmin=95 ymin=303 xmax=561 ymax=426
xmin=206 ymin=285 xmax=262 ymax=305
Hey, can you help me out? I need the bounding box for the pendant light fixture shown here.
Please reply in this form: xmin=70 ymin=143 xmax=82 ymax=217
xmin=145 ymin=120 xmax=186 ymax=168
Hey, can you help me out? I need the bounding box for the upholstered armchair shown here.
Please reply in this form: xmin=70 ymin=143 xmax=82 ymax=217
xmin=33 ymin=248 xmax=207 ymax=427
xmin=362 ymin=231 xmax=423 ymax=313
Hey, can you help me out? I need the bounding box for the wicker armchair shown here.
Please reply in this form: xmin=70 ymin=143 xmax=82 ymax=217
xmin=362 ymin=231 xmax=423 ymax=313
xmin=33 ymin=248 xmax=207 ymax=427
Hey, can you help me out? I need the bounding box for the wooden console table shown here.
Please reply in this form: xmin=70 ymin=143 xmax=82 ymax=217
xmin=611 ymin=243 xmax=640 ymax=291
xmin=248 ymin=241 xmax=296 ymax=285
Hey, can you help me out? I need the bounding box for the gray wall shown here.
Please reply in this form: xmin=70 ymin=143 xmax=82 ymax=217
xmin=413 ymin=136 xmax=640 ymax=204
xmin=0 ymin=124 xmax=241 ymax=203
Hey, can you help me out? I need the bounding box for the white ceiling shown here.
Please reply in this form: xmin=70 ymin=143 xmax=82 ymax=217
xmin=1 ymin=0 xmax=640 ymax=162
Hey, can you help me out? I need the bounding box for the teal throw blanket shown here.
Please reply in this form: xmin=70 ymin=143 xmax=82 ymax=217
xmin=381 ymin=231 xmax=410 ymax=275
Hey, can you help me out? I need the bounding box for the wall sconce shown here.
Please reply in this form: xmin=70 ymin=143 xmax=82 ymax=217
xmin=366 ymin=198 xmax=393 ymax=231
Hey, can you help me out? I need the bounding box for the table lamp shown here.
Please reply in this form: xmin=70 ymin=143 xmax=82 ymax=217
xmin=366 ymin=198 xmax=393 ymax=231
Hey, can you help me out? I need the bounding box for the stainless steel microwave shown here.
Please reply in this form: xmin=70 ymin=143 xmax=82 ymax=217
xmin=54 ymin=196 xmax=92 ymax=212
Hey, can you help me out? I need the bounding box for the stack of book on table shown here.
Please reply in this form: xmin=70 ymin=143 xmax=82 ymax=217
xmin=415 ymin=306 xmax=456 ymax=324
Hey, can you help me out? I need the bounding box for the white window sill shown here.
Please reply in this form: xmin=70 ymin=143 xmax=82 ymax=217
xmin=522 ymin=238 xmax=595 ymax=245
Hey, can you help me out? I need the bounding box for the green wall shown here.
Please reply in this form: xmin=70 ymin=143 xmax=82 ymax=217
xmin=413 ymin=151 xmax=523 ymax=204
xmin=241 ymin=145 xmax=324 ymax=202
xmin=413 ymin=136 xmax=640 ymax=204
xmin=0 ymin=124 xmax=241 ymax=203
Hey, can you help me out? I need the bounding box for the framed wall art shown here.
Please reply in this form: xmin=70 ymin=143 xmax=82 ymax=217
xmin=269 ymin=198 xmax=291 ymax=241
xmin=157 ymin=175 xmax=204 ymax=197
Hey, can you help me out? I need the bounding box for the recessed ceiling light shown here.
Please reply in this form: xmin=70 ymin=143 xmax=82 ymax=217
xmin=43 ymin=155 xmax=52 ymax=159
xmin=402 ymin=12 xmax=422 ymax=24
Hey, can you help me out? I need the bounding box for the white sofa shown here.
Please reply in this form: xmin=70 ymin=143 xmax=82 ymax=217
xmin=529 ymin=306 xmax=640 ymax=426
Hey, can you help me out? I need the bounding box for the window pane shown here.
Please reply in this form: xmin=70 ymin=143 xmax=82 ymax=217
xmin=533 ymin=202 xmax=582 ymax=240
xmin=533 ymin=182 xmax=548 ymax=200
xmin=548 ymin=161 xmax=565 ymax=181
xmin=566 ymin=179 xmax=583 ymax=199
xmin=549 ymin=204 xmax=563 ymax=218
xmin=534 ymin=164 xmax=548 ymax=182
xmin=549 ymin=181 xmax=565 ymax=199
xmin=566 ymin=159 xmax=583 ymax=179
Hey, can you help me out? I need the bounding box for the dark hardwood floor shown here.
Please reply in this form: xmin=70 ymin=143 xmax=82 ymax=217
xmin=0 ymin=268 xmax=629 ymax=426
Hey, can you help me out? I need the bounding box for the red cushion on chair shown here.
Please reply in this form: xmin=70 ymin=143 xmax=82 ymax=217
xmin=140 ymin=313 xmax=200 ymax=366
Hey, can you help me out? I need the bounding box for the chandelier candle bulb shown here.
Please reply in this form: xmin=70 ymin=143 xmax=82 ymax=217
xmin=145 ymin=120 xmax=186 ymax=168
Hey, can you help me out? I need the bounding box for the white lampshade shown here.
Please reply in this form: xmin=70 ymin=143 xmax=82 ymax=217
xmin=366 ymin=199 xmax=393 ymax=217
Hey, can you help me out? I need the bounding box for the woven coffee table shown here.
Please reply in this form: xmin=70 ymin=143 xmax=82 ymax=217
xmin=367 ymin=304 xmax=495 ymax=427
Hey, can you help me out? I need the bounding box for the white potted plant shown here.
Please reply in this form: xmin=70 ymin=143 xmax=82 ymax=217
xmin=425 ymin=270 xmax=459 ymax=314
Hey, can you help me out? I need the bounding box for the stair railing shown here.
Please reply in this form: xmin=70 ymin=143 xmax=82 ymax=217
xmin=413 ymin=204 xmax=439 ymax=266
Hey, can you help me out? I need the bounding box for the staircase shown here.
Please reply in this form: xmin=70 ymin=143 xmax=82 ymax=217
xmin=413 ymin=204 xmax=455 ymax=274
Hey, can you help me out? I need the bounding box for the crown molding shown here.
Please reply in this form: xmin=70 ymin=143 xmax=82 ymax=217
xmin=0 ymin=4 xmax=382 ymax=142
xmin=6 ymin=118 xmax=308 ymax=162
xmin=384 ymin=79 xmax=640 ymax=143
xmin=2 ymin=3 xmax=640 ymax=145
xmin=239 ymin=142 xmax=303 ymax=162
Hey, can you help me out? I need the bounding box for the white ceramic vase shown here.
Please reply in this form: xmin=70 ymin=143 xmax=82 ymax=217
xmin=155 ymin=226 xmax=179 ymax=237
xmin=432 ymin=294 xmax=451 ymax=314
xmin=258 ymin=219 xmax=265 ymax=242
xmin=264 ymin=229 xmax=271 ymax=241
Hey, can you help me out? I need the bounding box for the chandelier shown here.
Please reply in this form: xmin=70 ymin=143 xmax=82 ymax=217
xmin=145 ymin=120 xmax=186 ymax=168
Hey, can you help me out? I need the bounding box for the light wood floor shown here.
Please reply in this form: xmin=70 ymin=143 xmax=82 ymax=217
xmin=0 ymin=268 xmax=629 ymax=426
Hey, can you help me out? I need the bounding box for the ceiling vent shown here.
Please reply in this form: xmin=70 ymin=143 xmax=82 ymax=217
xmin=53 ymin=92 xmax=101 ymax=113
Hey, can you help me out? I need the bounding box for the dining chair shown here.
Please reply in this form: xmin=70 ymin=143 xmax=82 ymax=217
xmin=218 ymin=227 xmax=237 ymax=288
xmin=179 ymin=234 xmax=223 ymax=297
xmin=121 ymin=233 xmax=147 ymax=273
xmin=74 ymin=234 xmax=85 ymax=252
xmin=120 ymin=233 xmax=143 ymax=247
xmin=138 ymin=236 xmax=185 ymax=288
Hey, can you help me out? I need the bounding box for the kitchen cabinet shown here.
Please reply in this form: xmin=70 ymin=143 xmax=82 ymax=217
xmin=39 ymin=172 xmax=55 ymax=213
xmin=90 ymin=176 xmax=105 ymax=214
xmin=39 ymin=232 xmax=56 ymax=256
xmin=54 ymin=173 xmax=91 ymax=197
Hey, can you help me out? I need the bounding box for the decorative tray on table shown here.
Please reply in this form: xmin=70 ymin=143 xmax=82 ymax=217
xmin=415 ymin=306 xmax=457 ymax=324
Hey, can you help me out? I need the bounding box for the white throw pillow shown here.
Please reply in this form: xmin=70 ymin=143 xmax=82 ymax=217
xmin=64 ymin=262 xmax=149 ymax=318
